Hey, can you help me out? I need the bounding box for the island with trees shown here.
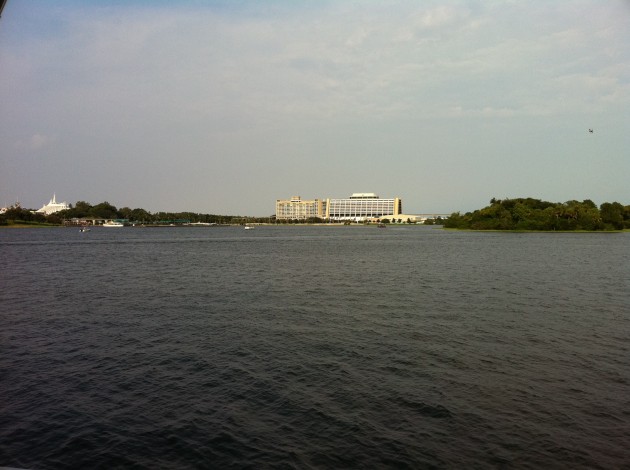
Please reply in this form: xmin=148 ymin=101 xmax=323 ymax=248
xmin=444 ymin=198 xmax=630 ymax=231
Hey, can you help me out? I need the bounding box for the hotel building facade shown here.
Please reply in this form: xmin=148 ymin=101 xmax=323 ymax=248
xmin=276 ymin=193 xmax=402 ymax=221
xmin=275 ymin=196 xmax=325 ymax=220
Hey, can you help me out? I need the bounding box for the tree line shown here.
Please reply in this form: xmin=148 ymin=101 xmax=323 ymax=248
xmin=0 ymin=200 xmax=264 ymax=226
xmin=444 ymin=198 xmax=629 ymax=231
xmin=58 ymin=201 xmax=242 ymax=224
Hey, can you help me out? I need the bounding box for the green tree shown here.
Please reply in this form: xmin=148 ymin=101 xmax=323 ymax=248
xmin=130 ymin=208 xmax=152 ymax=222
xmin=89 ymin=202 xmax=120 ymax=219
xmin=118 ymin=207 xmax=133 ymax=220
xmin=46 ymin=214 xmax=63 ymax=225
xmin=74 ymin=201 xmax=92 ymax=216
xmin=57 ymin=200 xmax=91 ymax=219
xmin=600 ymin=202 xmax=624 ymax=230
xmin=1 ymin=206 xmax=48 ymax=224
xmin=444 ymin=212 xmax=463 ymax=228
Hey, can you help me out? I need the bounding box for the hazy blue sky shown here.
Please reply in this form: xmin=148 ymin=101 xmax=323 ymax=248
xmin=1 ymin=1 xmax=629 ymax=215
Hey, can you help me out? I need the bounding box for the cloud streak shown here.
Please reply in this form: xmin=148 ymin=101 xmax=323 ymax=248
xmin=14 ymin=134 xmax=57 ymax=151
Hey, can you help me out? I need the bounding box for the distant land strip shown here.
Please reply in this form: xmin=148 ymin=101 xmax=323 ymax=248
xmin=1 ymin=197 xmax=629 ymax=230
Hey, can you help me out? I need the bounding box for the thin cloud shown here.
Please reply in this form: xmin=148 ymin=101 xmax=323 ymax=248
xmin=14 ymin=134 xmax=56 ymax=151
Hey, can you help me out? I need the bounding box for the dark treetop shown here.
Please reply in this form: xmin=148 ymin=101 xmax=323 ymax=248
xmin=444 ymin=198 xmax=629 ymax=231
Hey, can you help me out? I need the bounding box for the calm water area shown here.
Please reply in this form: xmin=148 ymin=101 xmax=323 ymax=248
xmin=1 ymin=225 xmax=628 ymax=469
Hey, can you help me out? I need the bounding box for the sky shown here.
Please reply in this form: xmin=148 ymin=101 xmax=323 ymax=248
xmin=1 ymin=0 xmax=629 ymax=216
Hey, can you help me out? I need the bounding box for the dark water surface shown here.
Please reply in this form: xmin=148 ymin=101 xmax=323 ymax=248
xmin=1 ymin=226 xmax=628 ymax=469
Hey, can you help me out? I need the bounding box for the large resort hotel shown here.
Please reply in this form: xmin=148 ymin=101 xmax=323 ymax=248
xmin=276 ymin=193 xmax=404 ymax=222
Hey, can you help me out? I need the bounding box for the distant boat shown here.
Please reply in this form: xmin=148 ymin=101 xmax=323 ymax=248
xmin=244 ymin=225 xmax=254 ymax=230
xmin=103 ymin=220 xmax=124 ymax=227
xmin=79 ymin=226 xmax=91 ymax=232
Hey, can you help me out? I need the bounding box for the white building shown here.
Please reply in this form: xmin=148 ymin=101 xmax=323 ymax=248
xmin=275 ymin=192 xmax=403 ymax=221
xmin=325 ymin=193 xmax=401 ymax=221
xmin=36 ymin=194 xmax=69 ymax=215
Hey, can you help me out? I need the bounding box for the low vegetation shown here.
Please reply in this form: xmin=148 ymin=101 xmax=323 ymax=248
xmin=0 ymin=201 xmax=251 ymax=226
xmin=0 ymin=207 xmax=62 ymax=226
xmin=444 ymin=198 xmax=630 ymax=231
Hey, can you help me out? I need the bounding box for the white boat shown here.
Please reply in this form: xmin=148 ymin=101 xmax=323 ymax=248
xmin=79 ymin=226 xmax=91 ymax=232
xmin=244 ymin=225 xmax=254 ymax=230
xmin=103 ymin=220 xmax=124 ymax=227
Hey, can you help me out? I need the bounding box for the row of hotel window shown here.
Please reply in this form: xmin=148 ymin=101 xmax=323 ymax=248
xmin=277 ymin=203 xmax=398 ymax=218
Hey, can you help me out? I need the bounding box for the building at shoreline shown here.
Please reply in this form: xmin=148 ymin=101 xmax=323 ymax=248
xmin=276 ymin=193 xmax=403 ymax=221
xmin=327 ymin=193 xmax=401 ymax=221
xmin=35 ymin=194 xmax=69 ymax=215
xmin=275 ymin=196 xmax=325 ymax=221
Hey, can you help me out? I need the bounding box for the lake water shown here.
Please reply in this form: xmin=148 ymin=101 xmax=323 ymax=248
xmin=1 ymin=225 xmax=628 ymax=469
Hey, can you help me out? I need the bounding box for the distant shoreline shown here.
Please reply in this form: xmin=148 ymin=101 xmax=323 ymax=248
xmin=0 ymin=223 xmax=62 ymax=229
xmin=2 ymin=223 xmax=626 ymax=233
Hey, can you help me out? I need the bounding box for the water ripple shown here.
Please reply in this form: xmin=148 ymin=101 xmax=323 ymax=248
xmin=1 ymin=227 xmax=629 ymax=468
